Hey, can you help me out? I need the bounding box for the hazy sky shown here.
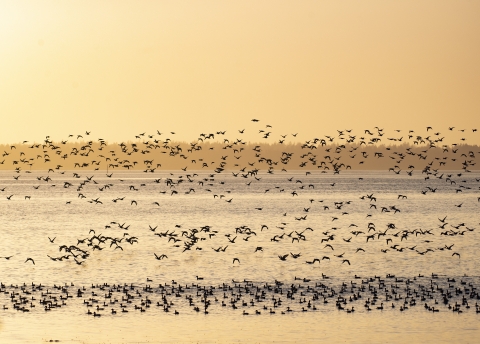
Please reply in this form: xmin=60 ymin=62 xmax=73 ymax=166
xmin=1 ymin=1 xmax=479 ymax=144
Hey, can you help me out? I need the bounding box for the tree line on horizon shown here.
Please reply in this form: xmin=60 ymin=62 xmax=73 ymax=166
xmin=0 ymin=137 xmax=478 ymax=173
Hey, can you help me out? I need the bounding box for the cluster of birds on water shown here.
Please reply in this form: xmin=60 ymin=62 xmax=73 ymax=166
xmin=2 ymin=274 xmax=480 ymax=317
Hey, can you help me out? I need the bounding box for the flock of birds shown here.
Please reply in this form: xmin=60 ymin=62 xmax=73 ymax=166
xmin=1 ymin=274 xmax=480 ymax=317
xmin=1 ymin=120 xmax=479 ymax=316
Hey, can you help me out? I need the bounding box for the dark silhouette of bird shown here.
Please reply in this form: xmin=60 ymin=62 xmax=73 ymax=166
xmin=154 ymin=253 xmax=168 ymax=260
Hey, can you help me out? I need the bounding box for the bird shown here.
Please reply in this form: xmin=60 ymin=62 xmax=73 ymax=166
xmin=154 ymin=253 xmax=167 ymax=260
xmin=25 ymin=258 xmax=35 ymax=265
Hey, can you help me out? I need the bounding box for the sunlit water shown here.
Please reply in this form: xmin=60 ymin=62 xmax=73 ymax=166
xmin=0 ymin=170 xmax=479 ymax=343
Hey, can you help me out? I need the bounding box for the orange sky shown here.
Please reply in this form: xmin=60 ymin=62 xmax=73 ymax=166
xmin=1 ymin=1 xmax=479 ymax=144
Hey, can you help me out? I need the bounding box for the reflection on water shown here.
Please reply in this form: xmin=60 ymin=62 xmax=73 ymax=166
xmin=1 ymin=308 xmax=479 ymax=343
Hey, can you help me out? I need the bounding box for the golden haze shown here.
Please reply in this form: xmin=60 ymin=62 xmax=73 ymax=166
xmin=0 ymin=1 xmax=479 ymax=144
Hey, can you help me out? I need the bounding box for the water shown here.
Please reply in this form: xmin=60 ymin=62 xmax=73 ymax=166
xmin=0 ymin=169 xmax=479 ymax=343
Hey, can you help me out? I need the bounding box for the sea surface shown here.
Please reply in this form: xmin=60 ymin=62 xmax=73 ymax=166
xmin=0 ymin=170 xmax=479 ymax=343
